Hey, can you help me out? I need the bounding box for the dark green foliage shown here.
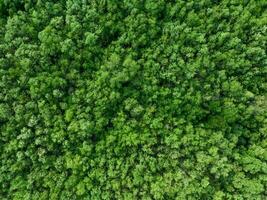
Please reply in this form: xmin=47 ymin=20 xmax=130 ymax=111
xmin=0 ymin=0 xmax=267 ymax=199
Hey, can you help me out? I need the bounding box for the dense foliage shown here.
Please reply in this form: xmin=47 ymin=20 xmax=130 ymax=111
xmin=0 ymin=0 xmax=267 ymax=199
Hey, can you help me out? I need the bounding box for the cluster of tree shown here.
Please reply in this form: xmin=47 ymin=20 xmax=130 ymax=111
xmin=0 ymin=0 xmax=266 ymax=199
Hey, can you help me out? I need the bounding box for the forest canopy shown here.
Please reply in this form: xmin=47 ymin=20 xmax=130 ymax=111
xmin=0 ymin=0 xmax=267 ymax=199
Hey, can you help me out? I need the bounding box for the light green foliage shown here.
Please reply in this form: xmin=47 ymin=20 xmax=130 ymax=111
xmin=0 ymin=0 xmax=267 ymax=199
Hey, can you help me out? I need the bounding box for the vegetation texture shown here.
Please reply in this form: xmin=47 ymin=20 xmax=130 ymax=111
xmin=0 ymin=0 xmax=267 ymax=199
